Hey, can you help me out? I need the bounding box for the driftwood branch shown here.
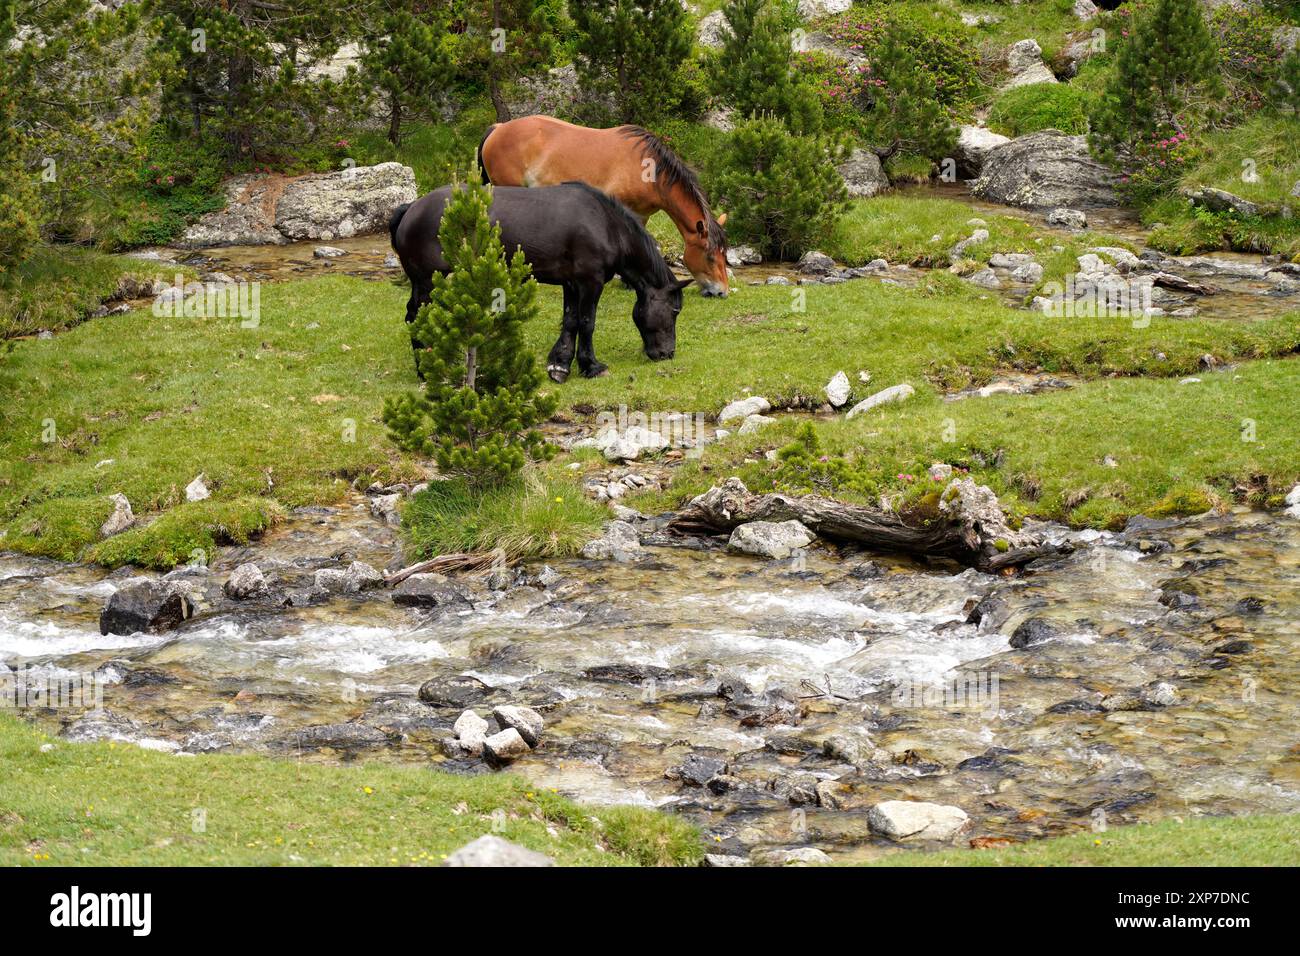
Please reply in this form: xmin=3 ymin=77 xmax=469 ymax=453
xmin=668 ymin=478 xmax=1066 ymax=572
xmin=384 ymin=549 xmax=502 ymax=586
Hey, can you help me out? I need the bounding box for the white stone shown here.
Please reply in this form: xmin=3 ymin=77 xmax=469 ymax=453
xmin=797 ymin=0 xmax=851 ymax=19
xmin=453 ymin=709 xmax=489 ymax=754
xmin=492 ymin=705 xmax=544 ymax=747
xmin=1283 ymin=484 xmax=1300 ymax=517
xmin=1073 ymin=0 xmax=1099 ymax=18
xmin=955 ymin=126 xmax=1010 ymax=177
xmin=313 ymin=246 xmax=346 ymax=258
xmin=718 ymin=395 xmax=771 ymax=424
xmin=224 ymin=562 xmax=266 ymax=599
xmin=442 ymin=834 xmax=554 ymax=867
xmin=824 ymin=371 xmax=851 ymax=407
xmin=185 ymin=473 xmax=210 ymax=502
xmin=100 ymin=493 xmax=135 ymax=538
xmin=868 ymin=800 xmax=970 ymax=840
xmin=482 ymin=727 xmax=531 ymax=762
xmin=728 ymin=520 xmax=815 ymax=560
xmin=737 ymin=414 xmax=776 ymax=435
xmin=845 ymin=384 xmax=915 ymax=419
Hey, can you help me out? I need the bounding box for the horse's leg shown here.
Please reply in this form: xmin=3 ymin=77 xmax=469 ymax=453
xmin=406 ymin=275 xmax=433 ymax=378
xmin=547 ymin=283 xmax=580 ymax=384
xmin=575 ymin=282 xmax=608 ymax=379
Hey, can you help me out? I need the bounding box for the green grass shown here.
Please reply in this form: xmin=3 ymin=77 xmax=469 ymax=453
xmin=634 ymin=356 xmax=1300 ymax=529
xmin=0 ymin=713 xmax=702 ymax=867
xmin=350 ymin=104 xmax=499 ymax=194
xmin=0 ymin=244 xmax=165 ymax=340
xmin=4 ymin=245 xmax=1298 ymax=566
xmin=402 ymin=471 xmax=607 ymax=560
xmin=866 ymin=814 xmax=1300 ymax=866
xmin=987 ymin=83 xmax=1090 ymax=138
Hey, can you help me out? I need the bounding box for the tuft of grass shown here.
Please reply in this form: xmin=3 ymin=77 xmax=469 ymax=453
xmin=864 ymin=814 xmax=1300 ymax=867
xmin=987 ymin=83 xmax=1090 ymax=138
xmin=402 ymin=471 xmax=607 ymax=560
xmin=86 ymin=497 xmax=285 ymax=570
xmin=0 ymin=245 xmax=162 ymax=340
xmin=0 ymin=714 xmax=701 ymax=867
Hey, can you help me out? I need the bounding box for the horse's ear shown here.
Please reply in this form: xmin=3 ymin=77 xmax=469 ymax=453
xmin=695 ymin=220 xmax=705 ymax=238
xmin=675 ymin=278 xmax=694 ymax=290
xmin=715 ymin=212 xmax=728 ymax=227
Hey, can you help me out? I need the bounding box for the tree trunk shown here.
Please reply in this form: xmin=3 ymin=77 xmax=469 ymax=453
xmin=387 ymin=94 xmax=402 ymax=146
xmin=465 ymin=346 xmax=477 ymax=391
xmin=489 ymin=74 xmax=511 ymax=123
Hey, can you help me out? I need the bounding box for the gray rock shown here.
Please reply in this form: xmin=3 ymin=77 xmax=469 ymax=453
xmin=442 ymin=834 xmax=554 ymax=867
xmin=955 ymin=125 xmax=1011 ymax=177
xmin=313 ymin=245 xmax=346 ymax=258
xmin=797 ymin=250 xmax=835 ymax=275
xmin=482 ymin=727 xmax=531 ymax=763
xmin=704 ymin=853 xmax=751 ymax=867
xmin=1047 ymin=207 xmax=1088 ymax=229
xmin=1185 ymin=187 xmax=1261 ymax=219
xmin=673 ymin=752 xmax=728 ymax=787
xmin=951 ymin=228 xmax=989 ymax=259
xmin=728 ymin=520 xmax=814 ymax=559
xmin=697 ymin=9 xmax=728 ymax=48
xmin=752 ymin=846 xmax=832 ymax=866
xmin=1010 ymin=261 xmax=1044 ymax=283
xmin=966 ymin=267 xmax=1002 ymax=289
xmin=100 ymin=579 xmax=195 ymax=636
xmin=1284 ymin=483 xmax=1300 ymax=518
xmin=599 ymin=425 xmax=669 ymax=462
xmin=392 ymin=572 xmax=469 ymax=608
xmin=797 ymin=0 xmax=851 ymax=17
xmin=370 ymin=492 xmax=402 ymax=526
xmin=1003 ymin=39 xmax=1058 ymax=89
xmin=726 ymin=244 xmax=762 ymax=267
xmin=492 ymin=704 xmax=544 ymax=747
xmin=868 ymin=801 xmax=970 ymax=840
xmin=1009 ymin=617 xmax=1060 ymax=648
xmin=1073 ymin=0 xmax=1098 ymax=18
xmin=100 ymin=493 xmax=135 ymax=538
xmin=418 ymin=674 xmax=492 ymax=708
xmin=824 ymin=370 xmax=851 ymax=407
xmin=223 ymin=562 xmax=267 ymax=600
xmin=737 ymin=413 xmax=777 ymax=435
xmin=718 ymin=395 xmax=771 ymax=424
xmin=452 ymin=709 xmax=489 ymax=754
xmin=845 ymin=383 xmax=915 ymax=419
xmin=837 ymin=148 xmax=890 ymax=199
xmin=580 ymin=520 xmax=642 ymax=561
xmin=972 ymin=131 xmax=1120 ymax=208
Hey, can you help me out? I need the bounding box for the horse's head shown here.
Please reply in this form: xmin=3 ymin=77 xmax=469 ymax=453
xmin=684 ymin=213 xmax=729 ymax=297
xmin=634 ymin=277 xmax=692 ymax=360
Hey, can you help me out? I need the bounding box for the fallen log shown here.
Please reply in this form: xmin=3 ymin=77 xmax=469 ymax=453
xmin=384 ymin=549 xmax=502 ymax=586
xmin=668 ymin=477 xmax=1066 ymax=572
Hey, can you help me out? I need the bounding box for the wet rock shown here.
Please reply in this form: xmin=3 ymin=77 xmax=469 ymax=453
xmin=185 ymin=473 xmax=210 ymax=502
xmin=824 ymin=732 xmax=879 ymax=769
xmin=707 ymin=774 xmax=747 ymax=795
xmin=1214 ymin=640 xmax=1251 ymax=655
xmin=60 ymin=710 xmax=143 ymax=744
xmin=580 ymin=520 xmax=642 ymax=561
xmin=1047 ymin=207 xmax=1087 ymax=229
xmin=370 ymin=492 xmax=402 ymax=526
xmin=482 ymin=727 xmax=531 ymax=763
xmin=1158 ymin=589 xmax=1200 ymax=612
xmin=1234 ymin=597 xmax=1265 ymax=616
xmin=442 ymin=834 xmax=554 ymax=867
xmin=955 ymin=125 xmax=1010 ymax=177
xmin=1145 ymin=682 xmax=1178 ymax=707
xmin=100 ymin=493 xmax=135 ymax=538
xmin=100 ymin=579 xmax=195 ymax=636
xmin=704 ymin=853 xmax=750 ymax=867
xmin=972 ymin=131 xmax=1119 ymax=208
xmin=1284 ymin=483 xmax=1300 ymax=518
xmin=670 ymin=753 xmax=728 ymax=787
xmin=285 ymin=586 xmax=328 ymax=607
xmin=717 ymin=672 xmax=757 ymax=700
xmin=584 ymin=662 xmax=683 ymax=685
xmin=797 ymin=250 xmax=835 ymax=275
xmin=751 ymin=846 xmax=832 ymax=866
xmin=726 ymin=688 xmax=801 ymax=727
xmin=313 ymin=245 xmax=346 ymax=258
xmin=278 ymin=722 xmax=390 ymax=750
xmin=418 ymin=674 xmax=493 ymax=709
xmin=868 ymin=800 xmax=970 ymax=841
xmin=492 ymin=704 xmax=544 ymax=747
xmin=771 ymin=772 xmax=820 ymax=806
xmin=717 ymin=395 xmax=772 ymax=424
xmin=845 ymin=383 xmax=915 ymax=419
xmin=836 ymin=148 xmax=890 ymax=199
xmin=966 ymin=593 xmax=1011 ymax=631
xmin=392 ymin=572 xmax=469 ymax=607
xmin=815 ymin=780 xmax=845 ymax=809
xmin=1008 ymin=617 xmax=1060 ymax=649
xmin=223 ymin=562 xmax=267 ymax=599
xmin=453 ymin=709 xmax=490 ymax=755
xmin=728 ymin=520 xmax=814 ymax=560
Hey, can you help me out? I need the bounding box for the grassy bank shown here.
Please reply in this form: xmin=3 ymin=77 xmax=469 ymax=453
xmin=868 ymin=814 xmax=1300 ymax=867
xmin=0 ymin=714 xmax=700 ymax=867
xmin=4 ymin=267 xmax=1299 ymax=565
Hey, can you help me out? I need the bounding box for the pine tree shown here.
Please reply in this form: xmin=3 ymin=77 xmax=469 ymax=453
xmin=1089 ymin=0 xmax=1223 ymax=167
xmin=708 ymin=116 xmax=847 ymax=261
xmin=361 ymin=4 xmax=452 ymax=145
xmin=455 ymin=0 xmax=555 ymax=124
xmin=859 ymin=23 xmax=956 ymax=163
xmin=383 ymin=179 xmax=555 ymax=486
xmin=570 ymin=0 xmax=692 ymax=125
xmin=708 ymin=0 xmax=822 ymax=134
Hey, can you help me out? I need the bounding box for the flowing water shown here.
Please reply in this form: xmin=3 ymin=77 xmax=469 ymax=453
xmin=3 ymin=500 xmax=1298 ymax=861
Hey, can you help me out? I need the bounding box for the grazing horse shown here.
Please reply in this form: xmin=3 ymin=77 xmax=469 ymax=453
xmin=478 ymin=115 xmax=731 ymax=297
xmin=389 ymin=182 xmax=692 ymax=383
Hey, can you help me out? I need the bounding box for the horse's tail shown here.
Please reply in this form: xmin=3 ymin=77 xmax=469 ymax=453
xmin=477 ymin=124 xmax=497 ymax=185
xmin=387 ymin=202 xmax=411 ymax=250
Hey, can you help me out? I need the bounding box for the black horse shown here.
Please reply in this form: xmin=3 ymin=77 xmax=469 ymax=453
xmin=389 ymin=181 xmax=691 ymax=382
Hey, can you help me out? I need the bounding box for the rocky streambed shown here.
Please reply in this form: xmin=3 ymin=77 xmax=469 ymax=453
xmin=4 ymin=492 xmax=1298 ymax=863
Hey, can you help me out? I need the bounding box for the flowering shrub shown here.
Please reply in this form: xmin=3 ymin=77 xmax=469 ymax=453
xmin=1118 ymin=131 xmax=1203 ymax=205
xmin=1209 ymin=6 xmax=1286 ymax=114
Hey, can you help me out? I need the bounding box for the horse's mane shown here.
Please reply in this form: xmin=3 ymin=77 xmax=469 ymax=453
xmin=617 ymin=126 xmax=726 ymax=251
xmin=560 ymin=181 xmax=677 ymax=288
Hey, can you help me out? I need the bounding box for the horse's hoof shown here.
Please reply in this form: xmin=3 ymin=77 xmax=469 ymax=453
xmin=581 ymin=364 xmax=609 ymax=379
xmin=547 ymin=365 xmax=570 ymax=384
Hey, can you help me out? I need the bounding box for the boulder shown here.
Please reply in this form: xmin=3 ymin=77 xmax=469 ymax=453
xmin=824 ymin=370 xmax=851 ymax=407
xmin=966 ymin=267 xmax=1002 ymax=289
xmin=1047 ymin=207 xmax=1088 ymax=229
xmin=419 ymin=675 xmax=493 ymax=709
xmin=1009 ymin=617 xmax=1061 ymax=648
xmin=971 ymin=131 xmax=1120 ymax=208
xmin=955 ymin=125 xmax=1010 ymax=177
xmin=482 ymin=727 xmax=531 ymax=763
xmin=1185 ymin=187 xmax=1261 ymax=219
xmin=1073 ymin=0 xmax=1099 ymax=19
xmin=697 ymin=9 xmax=728 ymax=48
xmin=726 ymin=244 xmax=762 ymax=266
xmin=452 ymin=709 xmax=490 ymax=755
xmin=836 ymin=148 xmax=890 ymax=199
xmin=868 ymin=801 xmax=970 ymax=841
xmin=442 ymin=834 xmax=554 ymax=867
xmin=100 ymin=579 xmax=195 ymax=636
xmin=224 ymin=563 xmax=267 ymax=600
xmin=492 ymin=704 xmax=544 ymax=747
xmin=392 ymin=572 xmax=469 ymax=608
xmin=580 ymin=520 xmax=642 ymax=561
xmin=845 ymin=383 xmax=915 ymax=419
xmin=1003 ymin=39 xmax=1058 ymax=89
xmin=180 ymin=163 xmax=417 ymax=248
xmin=718 ymin=395 xmax=771 ymax=424
xmin=797 ymin=250 xmax=835 ymax=275
xmin=752 ymin=846 xmax=832 ymax=866
xmin=100 ymin=493 xmax=135 ymax=538
xmin=728 ymin=520 xmax=815 ymax=559
xmin=1284 ymin=484 xmax=1300 ymax=518
xmin=797 ymin=0 xmax=851 ymax=17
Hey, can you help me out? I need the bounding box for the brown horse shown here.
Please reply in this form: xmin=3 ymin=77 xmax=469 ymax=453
xmin=478 ymin=115 xmax=730 ymax=297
